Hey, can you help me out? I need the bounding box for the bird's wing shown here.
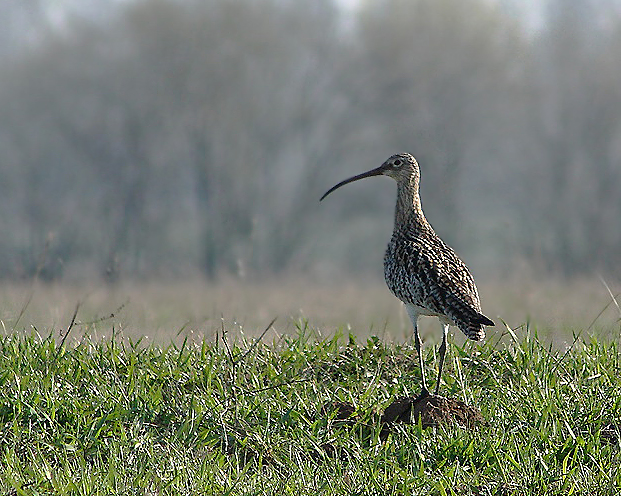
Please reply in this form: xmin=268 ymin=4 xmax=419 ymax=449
xmin=400 ymin=233 xmax=492 ymax=330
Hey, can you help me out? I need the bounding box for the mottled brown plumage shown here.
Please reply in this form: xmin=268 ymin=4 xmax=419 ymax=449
xmin=321 ymin=152 xmax=494 ymax=396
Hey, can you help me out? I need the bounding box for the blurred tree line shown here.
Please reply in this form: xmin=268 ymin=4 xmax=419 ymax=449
xmin=0 ymin=0 xmax=620 ymax=281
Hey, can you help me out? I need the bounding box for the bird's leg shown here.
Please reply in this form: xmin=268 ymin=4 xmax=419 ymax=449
xmin=406 ymin=305 xmax=429 ymax=399
xmin=413 ymin=321 xmax=429 ymax=398
xmin=434 ymin=323 xmax=449 ymax=396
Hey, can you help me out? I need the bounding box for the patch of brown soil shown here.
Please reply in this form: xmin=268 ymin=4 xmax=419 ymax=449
xmin=320 ymin=401 xmax=356 ymax=424
xmin=318 ymin=394 xmax=485 ymax=456
xmin=381 ymin=394 xmax=486 ymax=430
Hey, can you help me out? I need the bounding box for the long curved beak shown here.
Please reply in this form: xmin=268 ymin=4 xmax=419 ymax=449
xmin=320 ymin=166 xmax=385 ymax=201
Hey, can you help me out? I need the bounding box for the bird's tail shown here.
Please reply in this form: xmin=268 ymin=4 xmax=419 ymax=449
xmin=460 ymin=312 xmax=494 ymax=341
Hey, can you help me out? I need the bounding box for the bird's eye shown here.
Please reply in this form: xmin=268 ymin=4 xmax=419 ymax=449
xmin=393 ymin=159 xmax=402 ymax=167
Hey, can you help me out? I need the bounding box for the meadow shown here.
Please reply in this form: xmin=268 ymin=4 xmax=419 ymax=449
xmin=1 ymin=277 xmax=620 ymax=495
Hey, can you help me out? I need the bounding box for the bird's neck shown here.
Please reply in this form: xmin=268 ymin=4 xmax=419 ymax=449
xmin=394 ymin=180 xmax=429 ymax=235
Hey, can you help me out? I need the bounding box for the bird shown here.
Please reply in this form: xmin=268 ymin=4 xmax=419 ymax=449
xmin=320 ymin=152 xmax=494 ymax=398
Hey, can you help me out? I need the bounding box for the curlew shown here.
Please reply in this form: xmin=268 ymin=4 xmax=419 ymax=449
xmin=321 ymin=153 xmax=494 ymax=398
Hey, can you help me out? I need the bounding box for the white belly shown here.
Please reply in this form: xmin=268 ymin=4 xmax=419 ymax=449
xmin=405 ymin=303 xmax=453 ymax=326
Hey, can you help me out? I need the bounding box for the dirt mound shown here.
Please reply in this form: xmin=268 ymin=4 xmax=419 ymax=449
xmin=321 ymin=394 xmax=484 ymax=431
xmin=315 ymin=394 xmax=484 ymax=458
xmin=320 ymin=401 xmax=357 ymax=423
xmin=320 ymin=394 xmax=485 ymax=450
xmin=381 ymin=394 xmax=485 ymax=430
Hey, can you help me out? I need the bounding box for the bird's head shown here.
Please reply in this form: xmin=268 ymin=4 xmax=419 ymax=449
xmin=320 ymin=153 xmax=419 ymax=201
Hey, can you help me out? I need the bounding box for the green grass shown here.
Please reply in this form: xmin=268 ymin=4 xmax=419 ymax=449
xmin=2 ymin=322 xmax=621 ymax=495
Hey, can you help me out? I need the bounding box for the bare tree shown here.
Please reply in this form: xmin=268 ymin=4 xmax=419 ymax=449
xmin=1 ymin=0 xmax=619 ymax=281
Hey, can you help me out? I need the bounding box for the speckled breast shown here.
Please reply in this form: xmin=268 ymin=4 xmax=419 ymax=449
xmin=383 ymin=235 xmax=424 ymax=307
